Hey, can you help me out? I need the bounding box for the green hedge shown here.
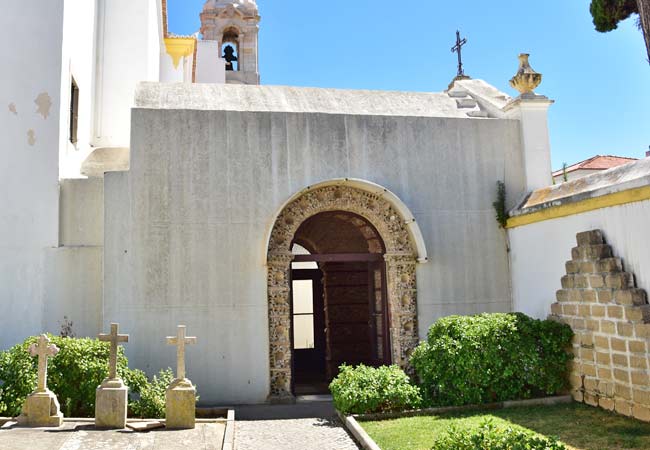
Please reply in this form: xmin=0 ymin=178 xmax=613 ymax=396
xmin=0 ymin=335 xmax=174 ymax=418
xmin=411 ymin=313 xmax=573 ymax=407
xmin=431 ymin=419 xmax=567 ymax=450
xmin=329 ymin=364 xmax=421 ymax=415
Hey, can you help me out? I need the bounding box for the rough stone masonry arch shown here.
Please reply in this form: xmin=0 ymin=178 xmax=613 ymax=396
xmin=266 ymin=180 xmax=425 ymax=401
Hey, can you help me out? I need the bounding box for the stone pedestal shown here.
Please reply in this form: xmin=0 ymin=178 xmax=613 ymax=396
xmin=17 ymin=390 xmax=63 ymax=427
xmin=95 ymin=378 xmax=128 ymax=429
xmin=165 ymin=378 xmax=196 ymax=429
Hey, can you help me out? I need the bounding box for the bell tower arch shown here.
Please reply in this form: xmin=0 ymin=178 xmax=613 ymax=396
xmin=200 ymin=0 xmax=261 ymax=85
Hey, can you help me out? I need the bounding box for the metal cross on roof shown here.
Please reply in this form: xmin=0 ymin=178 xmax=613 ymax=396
xmin=451 ymin=30 xmax=468 ymax=77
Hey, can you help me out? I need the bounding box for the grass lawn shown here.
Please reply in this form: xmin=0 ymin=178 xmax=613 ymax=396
xmin=361 ymin=402 xmax=650 ymax=450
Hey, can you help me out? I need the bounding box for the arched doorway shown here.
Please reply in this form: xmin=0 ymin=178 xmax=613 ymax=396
xmin=291 ymin=211 xmax=390 ymax=394
xmin=266 ymin=181 xmax=426 ymax=402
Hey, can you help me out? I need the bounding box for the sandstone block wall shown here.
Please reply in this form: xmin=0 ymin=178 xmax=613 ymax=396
xmin=549 ymin=230 xmax=650 ymax=421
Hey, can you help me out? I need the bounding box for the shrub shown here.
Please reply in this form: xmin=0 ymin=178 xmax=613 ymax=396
xmin=411 ymin=313 xmax=573 ymax=407
xmin=0 ymin=335 xmax=154 ymax=418
xmin=329 ymin=364 xmax=422 ymax=415
xmin=129 ymin=368 xmax=175 ymax=419
xmin=431 ymin=419 xmax=567 ymax=450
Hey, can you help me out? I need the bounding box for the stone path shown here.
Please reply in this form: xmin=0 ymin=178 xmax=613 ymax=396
xmin=234 ymin=401 xmax=359 ymax=450
xmin=0 ymin=421 xmax=225 ymax=450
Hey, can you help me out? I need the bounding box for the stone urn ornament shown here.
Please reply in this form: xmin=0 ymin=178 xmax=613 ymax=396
xmin=509 ymin=53 xmax=542 ymax=95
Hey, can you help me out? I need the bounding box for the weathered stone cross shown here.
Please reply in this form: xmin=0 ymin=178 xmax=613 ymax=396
xmin=166 ymin=325 xmax=197 ymax=380
xmin=98 ymin=323 xmax=129 ymax=380
xmin=29 ymin=334 xmax=59 ymax=392
xmin=451 ymin=30 xmax=468 ymax=77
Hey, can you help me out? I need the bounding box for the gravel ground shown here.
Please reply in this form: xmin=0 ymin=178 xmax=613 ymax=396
xmin=236 ymin=417 xmax=360 ymax=450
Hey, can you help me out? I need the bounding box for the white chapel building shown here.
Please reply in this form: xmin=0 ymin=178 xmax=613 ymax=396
xmin=1 ymin=0 xmax=559 ymax=404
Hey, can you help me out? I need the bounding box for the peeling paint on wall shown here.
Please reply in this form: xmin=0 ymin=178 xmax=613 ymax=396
xmin=27 ymin=129 xmax=36 ymax=146
xmin=34 ymin=93 xmax=52 ymax=119
xmin=8 ymin=103 xmax=17 ymax=115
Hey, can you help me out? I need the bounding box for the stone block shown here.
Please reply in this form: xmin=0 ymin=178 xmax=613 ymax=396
xmin=575 ymin=275 xmax=590 ymax=289
xmin=584 ymin=392 xmax=599 ymax=407
xmin=594 ymin=335 xmax=609 ymax=350
xmin=629 ymin=340 xmax=646 ymax=353
xmin=569 ymin=290 xmax=582 ymax=302
xmin=95 ymin=379 xmax=128 ymax=429
xmin=591 ymin=305 xmax=606 ymax=317
xmin=633 ymin=389 xmax=650 ymax=406
xmin=601 ymin=320 xmax=616 ymax=334
xmin=615 ymin=289 xmax=648 ymax=306
xmin=579 ymin=348 xmax=593 ymax=361
xmin=583 ymin=363 xmax=597 ymax=377
xmin=579 ymin=261 xmax=596 ymax=273
xmin=565 ymin=261 xmax=579 ymax=274
xmin=612 ymin=354 xmax=629 ymax=367
xmin=563 ymin=304 xmax=577 ymax=316
xmin=551 ymin=303 xmax=562 ymax=316
xmin=633 ymin=404 xmax=650 ymax=422
xmin=614 ymin=369 xmax=630 ymax=384
xmin=577 ymin=230 xmax=604 ymax=246
xmin=625 ymin=306 xmax=649 ymax=323
xmin=561 ymin=275 xmax=575 ymax=289
xmin=16 ymin=390 xmax=63 ymax=428
xmin=597 ymin=258 xmax=623 ymax=273
xmin=575 ymin=244 xmax=613 ymax=261
xmin=589 ymin=275 xmax=605 ymax=289
xmin=599 ymin=397 xmax=615 ymax=411
xmin=572 ymin=318 xmax=586 ymax=330
xmin=556 ymin=289 xmax=570 ymax=302
xmin=598 ymin=289 xmax=613 ymax=304
xmin=618 ymin=322 xmax=634 ymax=337
xmin=634 ymin=323 xmax=650 ymax=338
xmin=615 ymin=383 xmax=632 ymax=400
xmin=165 ymin=379 xmax=196 ymax=429
xmin=580 ymin=333 xmax=594 ymax=347
xmin=631 ymin=371 xmax=650 ymax=386
xmin=610 ymin=338 xmax=627 ymax=352
xmin=615 ymin=398 xmax=633 ymax=416
xmin=578 ymin=305 xmax=591 ymax=316
xmin=584 ymin=377 xmax=598 ymax=391
xmin=581 ymin=290 xmax=598 ymax=303
xmin=607 ymin=305 xmax=624 ymax=319
xmin=606 ymin=273 xmax=634 ymax=289
xmin=586 ymin=320 xmax=600 ymax=332
xmin=598 ymin=380 xmax=614 ymax=397
xmin=569 ymin=374 xmax=584 ymax=389
xmin=572 ymin=390 xmax=584 ymax=402
xmin=597 ymin=367 xmax=613 ymax=380
xmin=596 ymin=352 xmax=611 ymax=365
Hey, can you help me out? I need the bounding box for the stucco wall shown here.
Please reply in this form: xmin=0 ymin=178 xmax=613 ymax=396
xmin=105 ymin=106 xmax=525 ymax=404
xmin=0 ymin=1 xmax=64 ymax=346
xmin=510 ymin=199 xmax=650 ymax=320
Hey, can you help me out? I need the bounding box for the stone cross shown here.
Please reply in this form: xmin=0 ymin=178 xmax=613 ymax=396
xmin=98 ymin=323 xmax=129 ymax=380
xmin=451 ymin=30 xmax=468 ymax=77
xmin=28 ymin=334 xmax=59 ymax=392
xmin=166 ymin=325 xmax=197 ymax=380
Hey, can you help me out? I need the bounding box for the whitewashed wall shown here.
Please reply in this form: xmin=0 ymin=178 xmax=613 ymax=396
xmin=509 ymin=199 xmax=650 ymax=320
xmin=104 ymin=86 xmax=527 ymax=403
xmin=0 ymin=1 xmax=64 ymax=347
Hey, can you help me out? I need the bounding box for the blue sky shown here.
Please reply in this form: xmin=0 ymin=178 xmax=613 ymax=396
xmin=168 ymin=0 xmax=650 ymax=170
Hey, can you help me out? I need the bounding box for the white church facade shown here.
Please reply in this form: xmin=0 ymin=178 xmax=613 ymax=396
xmin=9 ymin=0 xmax=649 ymax=407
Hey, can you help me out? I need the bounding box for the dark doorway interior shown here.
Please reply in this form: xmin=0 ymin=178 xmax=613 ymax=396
xmin=290 ymin=212 xmax=391 ymax=396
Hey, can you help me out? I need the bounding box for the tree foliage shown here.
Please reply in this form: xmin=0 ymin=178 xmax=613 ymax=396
xmin=590 ymin=0 xmax=639 ymax=32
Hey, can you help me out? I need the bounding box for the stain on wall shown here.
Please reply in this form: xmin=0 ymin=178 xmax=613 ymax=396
xmin=27 ymin=129 xmax=36 ymax=146
xmin=8 ymin=103 xmax=17 ymax=115
xmin=34 ymin=92 xmax=52 ymax=119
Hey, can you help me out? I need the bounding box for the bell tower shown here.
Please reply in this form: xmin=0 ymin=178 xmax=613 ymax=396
xmin=200 ymin=0 xmax=260 ymax=85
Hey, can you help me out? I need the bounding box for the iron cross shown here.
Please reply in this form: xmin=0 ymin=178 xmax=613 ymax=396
xmin=451 ymin=30 xmax=468 ymax=77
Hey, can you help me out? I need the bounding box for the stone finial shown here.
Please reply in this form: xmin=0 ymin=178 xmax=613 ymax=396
xmin=509 ymin=53 xmax=542 ymax=95
xmin=166 ymin=325 xmax=197 ymax=381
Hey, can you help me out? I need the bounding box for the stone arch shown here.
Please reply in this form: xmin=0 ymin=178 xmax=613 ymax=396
xmin=266 ymin=179 xmax=426 ymax=401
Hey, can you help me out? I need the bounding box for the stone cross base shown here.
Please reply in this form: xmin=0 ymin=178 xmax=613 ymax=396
xmin=95 ymin=378 xmax=128 ymax=429
xmin=17 ymin=390 xmax=63 ymax=427
xmin=165 ymin=378 xmax=196 ymax=429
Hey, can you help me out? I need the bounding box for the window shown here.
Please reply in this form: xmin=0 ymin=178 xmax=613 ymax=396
xmin=69 ymin=78 xmax=79 ymax=145
xmin=292 ymin=279 xmax=315 ymax=349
